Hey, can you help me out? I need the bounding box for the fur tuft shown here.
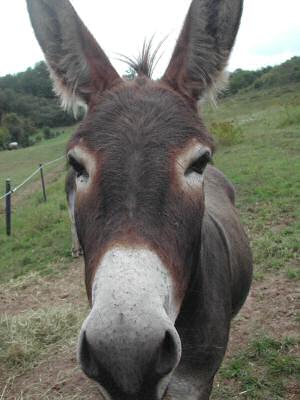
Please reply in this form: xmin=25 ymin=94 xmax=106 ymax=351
xmin=202 ymin=69 xmax=230 ymax=106
xmin=119 ymin=38 xmax=165 ymax=78
xmin=48 ymin=66 xmax=87 ymax=118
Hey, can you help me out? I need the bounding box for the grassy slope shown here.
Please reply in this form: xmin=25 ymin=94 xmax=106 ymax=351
xmin=0 ymin=128 xmax=76 ymax=282
xmin=0 ymin=127 xmax=75 ymax=186
xmin=204 ymin=83 xmax=300 ymax=279
xmin=203 ymin=83 xmax=300 ymax=399
xmin=0 ymin=83 xmax=299 ymax=399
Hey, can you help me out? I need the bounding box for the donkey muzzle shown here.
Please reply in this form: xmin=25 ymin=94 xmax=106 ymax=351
xmin=78 ymin=247 xmax=181 ymax=398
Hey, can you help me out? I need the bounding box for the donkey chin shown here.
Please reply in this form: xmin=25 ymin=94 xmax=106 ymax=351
xmin=77 ymin=247 xmax=182 ymax=400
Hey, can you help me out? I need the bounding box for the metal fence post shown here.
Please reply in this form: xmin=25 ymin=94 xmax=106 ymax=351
xmin=5 ymin=179 xmax=12 ymax=236
xmin=39 ymin=164 xmax=47 ymax=202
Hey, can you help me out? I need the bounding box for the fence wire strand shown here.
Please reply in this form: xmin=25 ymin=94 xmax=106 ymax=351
xmin=43 ymin=155 xmax=65 ymax=167
xmin=0 ymin=155 xmax=66 ymax=201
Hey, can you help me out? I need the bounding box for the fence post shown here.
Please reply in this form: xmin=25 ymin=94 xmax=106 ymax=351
xmin=5 ymin=179 xmax=12 ymax=236
xmin=39 ymin=164 xmax=47 ymax=202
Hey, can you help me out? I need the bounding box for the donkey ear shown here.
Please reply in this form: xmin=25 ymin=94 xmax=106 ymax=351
xmin=26 ymin=0 xmax=121 ymax=113
xmin=162 ymin=0 xmax=243 ymax=101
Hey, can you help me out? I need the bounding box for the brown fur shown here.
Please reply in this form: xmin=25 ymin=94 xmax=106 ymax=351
xmin=67 ymin=80 xmax=214 ymax=303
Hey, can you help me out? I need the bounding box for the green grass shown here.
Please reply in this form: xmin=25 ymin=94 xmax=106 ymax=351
xmin=0 ymin=126 xmax=75 ymax=190
xmin=0 ymin=126 xmax=76 ymax=282
xmin=0 ymin=174 xmax=72 ymax=282
xmin=278 ymin=106 xmax=300 ymax=128
xmin=212 ymin=335 xmax=300 ymax=400
xmin=209 ymin=120 xmax=243 ymax=146
xmin=205 ymin=85 xmax=300 ymax=398
xmin=203 ymin=83 xmax=300 ymax=278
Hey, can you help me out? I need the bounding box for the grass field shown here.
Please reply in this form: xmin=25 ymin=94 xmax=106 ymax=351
xmin=0 ymin=127 xmax=75 ymax=188
xmin=0 ymin=84 xmax=299 ymax=399
xmin=206 ymin=84 xmax=300 ymax=399
xmin=0 ymin=127 xmax=76 ymax=283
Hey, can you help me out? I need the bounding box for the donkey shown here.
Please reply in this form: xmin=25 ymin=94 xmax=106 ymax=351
xmin=27 ymin=0 xmax=252 ymax=399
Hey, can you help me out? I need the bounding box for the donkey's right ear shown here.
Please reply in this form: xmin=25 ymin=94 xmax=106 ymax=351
xmin=26 ymin=0 xmax=121 ymax=113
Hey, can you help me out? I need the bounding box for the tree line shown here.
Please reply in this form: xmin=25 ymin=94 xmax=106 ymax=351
xmin=226 ymin=56 xmax=300 ymax=95
xmin=0 ymin=56 xmax=299 ymax=150
xmin=0 ymin=61 xmax=77 ymax=150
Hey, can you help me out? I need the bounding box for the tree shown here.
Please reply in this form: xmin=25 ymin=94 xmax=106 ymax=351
xmin=0 ymin=62 xmax=78 ymax=133
xmin=1 ymin=113 xmax=37 ymax=148
xmin=0 ymin=126 xmax=9 ymax=149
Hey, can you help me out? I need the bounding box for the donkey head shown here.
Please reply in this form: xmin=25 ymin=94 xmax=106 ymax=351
xmin=27 ymin=0 xmax=243 ymax=398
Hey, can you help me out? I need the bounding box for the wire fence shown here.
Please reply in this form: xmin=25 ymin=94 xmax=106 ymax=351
xmin=1 ymin=154 xmax=66 ymax=235
xmin=0 ymin=155 xmax=65 ymax=201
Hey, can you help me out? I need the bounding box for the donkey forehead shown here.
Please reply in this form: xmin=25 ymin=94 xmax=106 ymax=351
xmin=67 ymin=82 xmax=213 ymax=154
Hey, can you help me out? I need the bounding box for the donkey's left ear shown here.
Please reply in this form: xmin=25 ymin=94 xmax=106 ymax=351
xmin=26 ymin=0 xmax=121 ymax=113
xmin=162 ymin=0 xmax=243 ymax=102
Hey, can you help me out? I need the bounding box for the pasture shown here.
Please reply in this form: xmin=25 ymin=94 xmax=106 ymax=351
xmin=0 ymin=83 xmax=299 ymax=399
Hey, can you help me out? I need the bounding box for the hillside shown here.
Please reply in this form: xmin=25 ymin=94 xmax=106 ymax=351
xmin=227 ymin=56 xmax=300 ymax=95
xmin=0 ymin=127 xmax=74 ymax=186
xmin=0 ymin=56 xmax=299 ymax=150
xmin=0 ymin=61 xmax=75 ymax=127
xmin=0 ymin=62 xmax=77 ymax=150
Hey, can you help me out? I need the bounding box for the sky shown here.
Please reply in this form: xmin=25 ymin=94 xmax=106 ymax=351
xmin=0 ymin=0 xmax=299 ymax=78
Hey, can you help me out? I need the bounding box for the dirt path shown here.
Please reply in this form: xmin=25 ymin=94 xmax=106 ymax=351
xmin=230 ymin=275 xmax=300 ymax=349
xmin=1 ymin=261 xmax=299 ymax=400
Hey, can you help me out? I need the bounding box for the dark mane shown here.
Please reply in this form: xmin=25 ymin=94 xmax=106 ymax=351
xmin=120 ymin=38 xmax=165 ymax=79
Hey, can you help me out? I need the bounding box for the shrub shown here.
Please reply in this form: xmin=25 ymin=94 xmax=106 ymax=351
xmin=27 ymin=136 xmax=36 ymax=147
xmin=0 ymin=126 xmax=9 ymax=149
xmin=0 ymin=113 xmax=37 ymax=149
xmin=0 ymin=62 xmax=77 ymax=129
xmin=35 ymin=134 xmax=42 ymax=143
xmin=43 ymin=126 xmax=55 ymax=140
xmin=277 ymin=105 xmax=300 ymax=128
xmin=210 ymin=120 xmax=243 ymax=146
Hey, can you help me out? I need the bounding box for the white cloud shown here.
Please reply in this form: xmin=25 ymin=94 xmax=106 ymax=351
xmin=0 ymin=0 xmax=299 ymax=77
xmin=230 ymin=0 xmax=300 ymax=71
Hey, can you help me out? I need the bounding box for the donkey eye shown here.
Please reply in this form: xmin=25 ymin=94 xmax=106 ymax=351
xmin=187 ymin=151 xmax=211 ymax=175
xmin=68 ymin=155 xmax=88 ymax=179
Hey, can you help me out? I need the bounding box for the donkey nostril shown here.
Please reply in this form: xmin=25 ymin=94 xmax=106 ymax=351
xmin=79 ymin=331 xmax=99 ymax=379
xmin=156 ymin=330 xmax=179 ymax=377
